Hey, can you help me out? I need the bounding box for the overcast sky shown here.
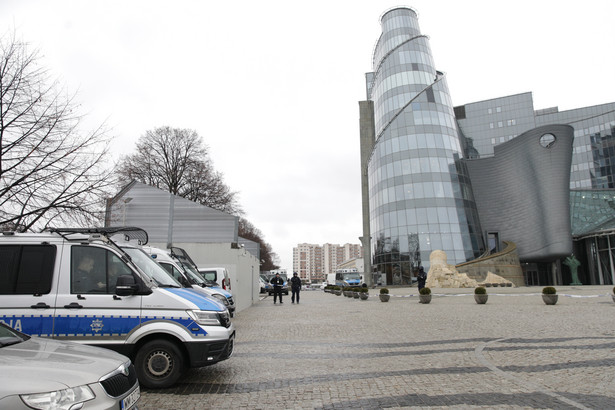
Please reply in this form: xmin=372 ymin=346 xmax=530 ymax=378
xmin=2 ymin=0 xmax=614 ymax=269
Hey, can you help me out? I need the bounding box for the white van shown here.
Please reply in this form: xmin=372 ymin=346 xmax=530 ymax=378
xmin=0 ymin=227 xmax=235 ymax=389
xmin=142 ymin=246 xmax=236 ymax=317
xmin=198 ymin=267 xmax=231 ymax=292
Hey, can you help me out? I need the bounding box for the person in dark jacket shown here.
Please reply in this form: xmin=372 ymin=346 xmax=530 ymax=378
xmin=270 ymin=273 xmax=284 ymax=304
xmin=417 ymin=266 xmax=427 ymax=291
xmin=290 ymin=272 xmax=302 ymax=304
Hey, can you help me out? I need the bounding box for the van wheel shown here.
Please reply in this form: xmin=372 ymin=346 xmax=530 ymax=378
xmin=135 ymin=339 xmax=185 ymax=389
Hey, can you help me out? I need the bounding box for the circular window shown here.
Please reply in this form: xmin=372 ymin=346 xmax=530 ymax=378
xmin=539 ymin=133 xmax=556 ymax=148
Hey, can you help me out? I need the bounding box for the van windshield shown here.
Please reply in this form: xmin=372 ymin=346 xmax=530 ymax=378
xmin=343 ymin=273 xmax=360 ymax=281
xmin=182 ymin=264 xmax=207 ymax=286
xmin=123 ymin=247 xmax=181 ymax=287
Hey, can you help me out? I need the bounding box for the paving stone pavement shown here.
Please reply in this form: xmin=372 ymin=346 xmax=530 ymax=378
xmin=138 ymin=285 xmax=615 ymax=409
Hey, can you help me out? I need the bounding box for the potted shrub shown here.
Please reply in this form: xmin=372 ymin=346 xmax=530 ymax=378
xmin=419 ymin=287 xmax=432 ymax=304
xmin=359 ymin=287 xmax=369 ymax=300
xmin=379 ymin=288 xmax=390 ymax=302
xmin=352 ymin=287 xmax=360 ymax=299
xmin=542 ymin=286 xmax=558 ymax=305
xmin=612 ymin=286 xmax=615 ymax=303
xmin=334 ymin=286 xmax=342 ymax=296
xmin=474 ymin=286 xmax=488 ymax=304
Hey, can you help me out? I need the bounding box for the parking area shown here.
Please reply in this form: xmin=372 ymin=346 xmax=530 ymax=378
xmin=139 ymin=285 xmax=615 ymax=409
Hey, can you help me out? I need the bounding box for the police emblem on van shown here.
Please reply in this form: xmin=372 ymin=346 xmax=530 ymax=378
xmin=90 ymin=319 xmax=104 ymax=333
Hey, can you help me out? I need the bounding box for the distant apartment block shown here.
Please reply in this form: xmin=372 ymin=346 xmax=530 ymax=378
xmin=293 ymin=243 xmax=363 ymax=282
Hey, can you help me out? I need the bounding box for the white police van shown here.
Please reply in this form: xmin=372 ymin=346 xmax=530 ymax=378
xmin=0 ymin=227 xmax=235 ymax=389
xmin=141 ymin=246 xmax=236 ymax=317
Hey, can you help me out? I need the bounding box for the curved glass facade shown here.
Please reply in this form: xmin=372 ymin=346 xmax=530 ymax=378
xmin=367 ymin=7 xmax=483 ymax=284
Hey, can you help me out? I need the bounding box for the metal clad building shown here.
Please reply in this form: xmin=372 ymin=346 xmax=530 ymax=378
xmin=464 ymin=125 xmax=574 ymax=261
xmin=106 ymin=181 xmax=238 ymax=244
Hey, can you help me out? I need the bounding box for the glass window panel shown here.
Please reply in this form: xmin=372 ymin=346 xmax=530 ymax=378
xmin=426 ymin=207 xmax=438 ymax=222
xmin=438 ymin=207 xmax=449 ymax=223
xmin=414 ymin=183 xmax=424 ymax=198
xmin=416 ymin=208 xmax=427 ymax=222
xmin=430 ymin=157 xmax=440 ymax=172
xmin=419 ymin=234 xmax=430 ymax=250
xmin=434 ymin=182 xmax=445 ymax=197
xmin=417 ymin=133 xmax=427 ymax=148
xmin=400 ymin=136 xmax=409 ymax=150
xmin=442 ymin=234 xmax=454 ymax=250
xmin=423 ymin=182 xmax=434 ymax=197
xmin=395 ymin=185 xmax=405 ymax=201
xmin=403 ymin=184 xmax=413 ymax=200
xmin=390 ymin=211 xmax=398 ymax=226
xmin=430 ymin=234 xmax=443 ymax=250
xmin=406 ymin=208 xmax=417 ymax=226
xmin=394 ymin=160 xmax=402 ymax=175
xmin=402 ymin=159 xmax=411 ymax=173
xmin=411 ymin=159 xmax=421 ymax=174
xmin=397 ymin=210 xmax=407 ymax=226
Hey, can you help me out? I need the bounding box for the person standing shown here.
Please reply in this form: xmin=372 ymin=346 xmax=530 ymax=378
xmin=290 ymin=272 xmax=302 ymax=304
xmin=417 ymin=266 xmax=427 ymax=291
xmin=270 ymin=273 xmax=284 ymax=304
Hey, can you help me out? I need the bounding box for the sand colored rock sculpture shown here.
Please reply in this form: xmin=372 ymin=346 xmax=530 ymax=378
xmin=480 ymin=271 xmax=514 ymax=287
xmin=425 ymin=250 xmax=513 ymax=288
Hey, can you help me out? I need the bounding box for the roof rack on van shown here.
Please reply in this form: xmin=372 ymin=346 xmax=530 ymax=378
xmin=46 ymin=227 xmax=149 ymax=245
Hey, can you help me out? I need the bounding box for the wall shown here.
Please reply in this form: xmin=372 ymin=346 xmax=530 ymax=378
xmin=456 ymin=241 xmax=525 ymax=287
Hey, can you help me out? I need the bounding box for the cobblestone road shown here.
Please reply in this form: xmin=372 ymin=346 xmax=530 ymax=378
xmin=139 ymin=285 xmax=615 ymax=409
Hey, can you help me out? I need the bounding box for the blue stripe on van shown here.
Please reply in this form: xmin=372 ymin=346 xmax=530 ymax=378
xmin=53 ymin=315 xmax=140 ymax=336
xmin=0 ymin=315 xmax=54 ymax=336
xmin=166 ymin=288 xmax=225 ymax=311
xmin=2 ymin=314 xmax=208 ymax=337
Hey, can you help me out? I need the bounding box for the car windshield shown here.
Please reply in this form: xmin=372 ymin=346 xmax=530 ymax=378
xmin=343 ymin=273 xmax=360 ymax=281
xmin=123 ymin=247 xmax=181 ymax=287
xmin=182 ymin=264 xmax=207 ymax=286
xmin=0 ymin=324 xmax=27 ymax=347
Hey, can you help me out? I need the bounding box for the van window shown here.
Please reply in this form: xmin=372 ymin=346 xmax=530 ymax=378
xmin=0 ymin=245 xmax=56 ymax=295
xmin=201 ymin=270 xmax=216 ymax=282
xmin=159 ymin=262 xmax=188 ymax=286
xmin=71 ymin=246 xmax=132 ymax=294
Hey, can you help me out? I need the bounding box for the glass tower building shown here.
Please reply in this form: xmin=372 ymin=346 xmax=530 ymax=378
xmin=361 ymin=7 xmax=615 ymax=286
xmin=364 ymin=7 xmax=484 ymax=285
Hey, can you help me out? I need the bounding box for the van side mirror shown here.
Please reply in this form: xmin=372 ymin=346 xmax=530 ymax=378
xmin=115 ymin=275 xmax=138 ymax=296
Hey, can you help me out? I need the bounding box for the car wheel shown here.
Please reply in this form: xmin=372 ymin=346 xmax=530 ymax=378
xmin=135 ymin=339 xmax=185 ymax=389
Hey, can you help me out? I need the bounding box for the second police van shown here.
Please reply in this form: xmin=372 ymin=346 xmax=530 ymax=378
xmin=0 ymin=227 xmax=235 ymax=389
xmin=141 ymin=246 xmax=236 ymax=317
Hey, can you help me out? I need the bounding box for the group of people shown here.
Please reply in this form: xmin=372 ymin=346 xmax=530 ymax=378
xmin=270 ymin=272 xmax=302 ymax=304
xmin=269 ymin=267 xmax=428 ymax=305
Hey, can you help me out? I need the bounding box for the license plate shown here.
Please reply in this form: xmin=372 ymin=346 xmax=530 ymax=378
xmin=121 ymin=386 xmax=140 ymax=410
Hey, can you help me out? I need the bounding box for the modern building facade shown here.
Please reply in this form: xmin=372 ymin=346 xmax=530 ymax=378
xmin=455 ymin=95 xmax=615 ymax=286
xmin=360 ymin=7 xmax=615 ymax=286
xmin=361 ymin=7 xmax=484 ymax=286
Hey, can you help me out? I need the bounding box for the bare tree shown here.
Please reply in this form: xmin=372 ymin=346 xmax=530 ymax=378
xmin=0 ymin=32 xmax=115 ymax=231
xmin=238 ymin=217 xmax=279 ymax=271
xmin=116 ymin=126 xmax=243 ymax=215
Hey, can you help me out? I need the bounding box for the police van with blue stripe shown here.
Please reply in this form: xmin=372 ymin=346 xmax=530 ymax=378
xmin=0 ymin=227 xmax=235 ymax=389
